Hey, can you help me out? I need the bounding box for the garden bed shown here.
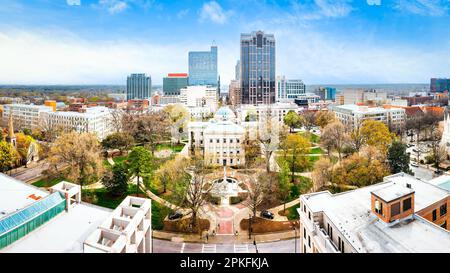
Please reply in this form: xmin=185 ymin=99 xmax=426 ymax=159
xmin=163 ymin=217 xmax=210 ymax=234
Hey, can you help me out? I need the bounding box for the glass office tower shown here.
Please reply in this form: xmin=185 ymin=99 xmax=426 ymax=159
xmin=188 ymin=46 xmax=218 ymax=86
xmin=430 ymin=78 xmax=450 ymax=93
xmin=163 ymin=73 xmax=189 ymax=96
xmin=240 ymin=31 xmax=276 ymax=105
xmin=126 ymin=73 xmax=152 ymax=100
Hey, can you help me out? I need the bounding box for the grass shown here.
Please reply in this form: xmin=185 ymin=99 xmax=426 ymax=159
xmin=309 ymin=147 xmax=324 ymax=154
xmin=279 ymin=204 xmax=300 ymax=221
xmin=152 ymin=201 xmax=171 ymax=230
xmin=299 ymin=131 xmax=320 ymax=143
xmin=155 ymin=143 xmax=185 ymax=153
xmin=32 ymin=177 xmax=66 ymax=188
xmin=82 ymin=184 xmax=144 ymax=209
xmin=276 ymin=156 xmax=320 ymax=172
xmin=288 ymin=176 xmax=313 ymax=201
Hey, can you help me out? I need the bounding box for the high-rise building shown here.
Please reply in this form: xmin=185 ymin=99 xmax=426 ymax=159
xmin=276 ymin=76 xmax=305 ymax=100
xmin=430 ymin=78 xmax=450 ymax=93
xmin=316 ymin=87 xmax=336 ymax=101
xmin=126 ymin=73 xmax=152 ymax=100
xmin=235 ymin=60 xmax=240 ymax=81
xmin=240 ymin=31 xmax=276 ymax=105
xmin=229 ymin=80 xmax=241 ymax=107
xmin=188 ymin=46 xmax=218 ymax=86
xmin=163 ymin=73 xmax=189 ymax=96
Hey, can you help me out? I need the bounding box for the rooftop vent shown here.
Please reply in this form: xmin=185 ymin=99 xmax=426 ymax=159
xmin=406 ymin=183 xmax=412 ymax=189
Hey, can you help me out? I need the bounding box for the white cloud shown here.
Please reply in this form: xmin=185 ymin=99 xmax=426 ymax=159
xmin=67 ymin=0 xmax=81 ymax=6
xmin=367 ymin=0 xmax=381 ymax=6
xmin=314 ymin=0 xmax=353 ymax=18
xmin=199 ymin=1 xmax=232 ymax=24
xmin=394 ymin=0 xmax=449 ymax=16
xmin=98 ymin=0 xmax=128 ymax=14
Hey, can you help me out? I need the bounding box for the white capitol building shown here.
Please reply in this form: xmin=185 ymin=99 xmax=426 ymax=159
xmin=188 ymin=106 xmax=246 ymax=167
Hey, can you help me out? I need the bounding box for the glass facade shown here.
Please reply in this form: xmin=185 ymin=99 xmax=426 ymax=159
xmin=163 ymin=74 xmax=189 ymax=96
xmin=276 ymin=76 xmax=305 ymax=100
xmin=430 ymin=78 xmax=450 ymax=93
xmin=0 ymin=192 xmax=66 ymax=249
xmin=240 ymin=31 xmax=276 ymax=105
xmin=188 ymin=46 xmax=218 ymax=86
xmin=126 ymin=73 xmax=152 ymax=100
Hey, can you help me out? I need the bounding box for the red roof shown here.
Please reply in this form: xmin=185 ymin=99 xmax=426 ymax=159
xmin=168 ymin=73 xmax=188 ymax=77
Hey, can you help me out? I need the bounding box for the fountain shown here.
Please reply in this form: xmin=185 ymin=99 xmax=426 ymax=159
xmin=209 ymin=166 xmax=242 ymax=205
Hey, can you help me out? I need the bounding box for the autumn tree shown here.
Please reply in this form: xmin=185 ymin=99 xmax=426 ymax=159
xmin=281 ymin=134 xmax=311 ymax=182
xmin=315 ymin=111 xmax=335 ymax=129
xmin=15 ymin=132 xmax=38 ymax=166
xmin=243 ymin=134 xmax=260 ymax=169
xmin=0 ymin=141 xmax=16 ymax=172
xmin=320 ymin=121 xmax=347 ymax=161
xmin=164 ymin=104 xmax=189 ymax=144
xmin=154 ymin=156 xmax=190 ymax=194
xmin=278 ymin=161 xmax=291 ymax=212
xmin=359 ymin=120 xmax=393 ymax=154
xmin=387 ymin=141 xmax=411 ymax=174
xmin=299 ymin=111 xmax=316 ymax=131
xmin=47 ymin=132 xmax=104 ymax=190
xmin=311 ymin=157 xmax=333 ymax=192
xmin=258 ymin=109 xmax=286 ymax=172
xmin=127 ymin=146 xmax=153 ymax=196
xmin=429 ymin=126 xmax=447 ymax=171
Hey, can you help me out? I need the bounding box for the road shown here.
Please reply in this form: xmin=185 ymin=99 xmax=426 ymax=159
xmin=152 ymin=238 xmax=299 ymax=253
xmin=9 ymin=161 xmax=50 ymax=182
xmin=410 ymin=164 xmax=435 ymax=181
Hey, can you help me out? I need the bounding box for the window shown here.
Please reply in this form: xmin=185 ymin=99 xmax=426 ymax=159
xmin=327 ymin=224 xmax=333 ymax=240
xmin=216 ymin=139 xmax=219 ymax=143
xmin=303 ymin=228 xmax=306 ymax=239
xmin=441 ymin=221 xmax=447 ymax=229
xmin=223 ymin=138 xmax=227 ymax=143
xmin=403 ymin=198 xmax=412 ymax=212
xmin=230 ymin=139 xmax=233 ymax=143
xmin=391 ymin=202 xmax=401 ymax=217
xmin=308 ymin=236 xmax=311 ymax=247
xmin=210 ymin=139 xmax=213 ymax=143
xmin=440 ymin=204 xmax=447 ymax=217
xmin=237 ymin=139 xmax=240 ymax=143
xmin=432 ymin=209 xmax=437 ymax=221
xmin=308 ymin=211 xmax=311 ymax=220
xmin=375 ymin=200 xmax=383 ymax=215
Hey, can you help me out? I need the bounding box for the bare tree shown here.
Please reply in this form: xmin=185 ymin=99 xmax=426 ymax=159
xmin=109 ymin=109 xmax=125 ymax=133
xmin=243 ymin=175 xmax=265 ymax=236
xmin=320 ymin=121 xmax=348 ymax=161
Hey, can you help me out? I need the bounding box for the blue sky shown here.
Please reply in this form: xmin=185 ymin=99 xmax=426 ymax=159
xmin=1 ymin=0 xmax=450 ymax=85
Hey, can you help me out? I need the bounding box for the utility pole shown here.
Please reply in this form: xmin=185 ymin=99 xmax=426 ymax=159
xmin=248 ymin=214 xmax=252 ymax=239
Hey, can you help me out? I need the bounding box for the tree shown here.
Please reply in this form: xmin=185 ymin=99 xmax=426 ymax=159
xmin=387 ymin=141 xmax=411 ymax=174
xmin=127 ymin=146 xmax=153 ymax=196
xmin=348 ymin=128 xmax=364 ymax=152
xmin=185 ymin=174 xmax=211 ymax=232
xmin=109 ymin=109 xmax=125 ymax=133
xmin=102 ymin=162 xmax=130 ymax=196
xmin=283 ymin=110 xmax=300 ymax=133
xmin=258 ymin=109 xmax=286 ymax=172
xmin=281 ymin=134 xmax=311 ymax=182
xmin=243 ymin=175 xmax=265 ymax=236
xmin=0 ymin=141 xmax=15 ymax=172
xmin=299 ymin=111 xmax=316 ymax=131
xmin=315 ymin=111 xmax=335 ymax=129
xmin=47 ymin=132 xmax=103 ymax=190
xmin=154 ymin=156 xmax=189 ymax=194
xmin=164 ymin=104 xmax=189 ymax=144
xmin=359 ymin=120 xmax=393 ymax=154
xmin=311 ymin=157 xmax=333 ymax=192
xmin=320 ymin=121 xmax=347 ymax=161
xmin=124 ymin=111 xmax=170 ymax=155
xmin=243 ymin=134 xmax=260 ymax=169
xmin=429 ymin=126 xmax=446 ymax=171
xmin=101 ymin=132 xmax=134 ymax=153
xmin=278 ymin=161 xmax=291 ymax=212
xmin=15 ymin=132 xmax=37 ymax=166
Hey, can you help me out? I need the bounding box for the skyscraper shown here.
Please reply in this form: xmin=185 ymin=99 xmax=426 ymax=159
xmin=240 ymin=31 xmax=276 ymax=105
xmin=126 ymin=73 xmax=152 ymax=100
xmin=163 ymin=73 xmax=189 ymax=96
xmin=235 ymin=60 xmax=240 ymax=81
xmin=430 ymin=78 xmax=450 ymax=93
xmin=188 ymin=46 xmax=218 ymax=86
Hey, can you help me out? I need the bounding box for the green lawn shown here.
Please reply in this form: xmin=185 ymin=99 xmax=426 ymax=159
xmin=288 ymin=176 xmax=313 ymax=201
xmin=282 ymin=204 xmax=300 ymax=221
xmin=32 ymin=177 xmax=66 ymax=188
xmin=299 ymin=132 xmax=320 ymax=143
xmin=155 ymin=143 xmax=185 ymax=153
xmin=309 ymin=147 xmax=324 ymax=154
xmin=82 ymin=184 xmax=144 ymax=209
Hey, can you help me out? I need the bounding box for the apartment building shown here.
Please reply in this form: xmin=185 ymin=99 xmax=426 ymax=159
xmin=179 ymin=85 xmax=218 ymax=112
xmin=2 ymin=104 xmax=54 ymax=130
xmin=331 ymin=104 xmax=405 ymax=130
xmin=298 ymin=173 xmax=450 ymax=253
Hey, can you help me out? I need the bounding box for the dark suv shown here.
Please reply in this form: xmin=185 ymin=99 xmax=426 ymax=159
xmin=260 ymin=210 xmax=275 ymax=220
xmin=168 ymin=211 xmax=183 ymax=220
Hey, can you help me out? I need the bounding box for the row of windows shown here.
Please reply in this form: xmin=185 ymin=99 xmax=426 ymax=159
xmin=432 ymin=203 xmax=447 ymax=221
xmin=209 ymin=138 xmax=240 ymax=144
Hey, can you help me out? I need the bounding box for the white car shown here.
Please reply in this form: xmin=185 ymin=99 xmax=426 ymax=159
xmin=410 ymin=162 xmax=419 ymax=168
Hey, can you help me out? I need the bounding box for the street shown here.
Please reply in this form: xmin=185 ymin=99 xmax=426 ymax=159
xmin=153 ymin=238 xmax=298 ymax=253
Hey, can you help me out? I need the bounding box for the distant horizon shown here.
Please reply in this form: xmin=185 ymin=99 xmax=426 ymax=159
xmin=1 ymin=1 xmax=450 ymax=85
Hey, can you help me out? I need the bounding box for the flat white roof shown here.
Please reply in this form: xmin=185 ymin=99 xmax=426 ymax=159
xmin=302 ymin=173 xmax=450 ymax=253
xmin=1 ymin=203 xmax=111 ymax=253
xmin=0 ymin=173 xmax=48 ymax=218
xmin=371 ymin=183 xmax=414 ymax=203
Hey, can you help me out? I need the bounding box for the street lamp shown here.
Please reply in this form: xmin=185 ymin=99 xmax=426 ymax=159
xmin=293 ymin=226 xmax=297 ymax=253
xmin=248 ymin=214 xmax=252 ymax=239
xmin=253 ymin=236 xmax=258 ymax=253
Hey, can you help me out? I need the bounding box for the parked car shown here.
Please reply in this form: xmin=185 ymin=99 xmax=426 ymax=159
xmin=410 ymin=162 xmax=419 ymax=168
xmin=260 ymin=210 xmax=275 ymax=220
xmin=168 ymin=211 xmax=183 ymax=220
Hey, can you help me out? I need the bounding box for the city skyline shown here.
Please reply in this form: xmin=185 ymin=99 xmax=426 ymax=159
xmin=0 ymin=0 xmax=450 ymax=85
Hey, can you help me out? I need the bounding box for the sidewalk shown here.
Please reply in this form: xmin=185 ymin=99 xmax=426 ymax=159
xmin=153 ymin=229 xmax=298 ymax=244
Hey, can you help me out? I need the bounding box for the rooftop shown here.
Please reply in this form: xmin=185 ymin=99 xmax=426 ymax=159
xmin=301 ymin=173 xmax=450 ymax=253
xmin=371 ymin=183 xmax=414 ymax=203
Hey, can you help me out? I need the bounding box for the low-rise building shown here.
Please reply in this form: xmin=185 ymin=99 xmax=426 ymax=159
xmin=180 ymin=85 xmax=218 ymax=112
xmin=299 ymin=173 xmax=450 ymax=253
xmin=331 ymin=104 xmax=405 ymax=130
xmin=2 ymin=104 xmax=54 ymax=130
xmin=236 ymin=102 xmax=302 ymax=123
xmin=188 ymin=106 xmax=245 ymax=167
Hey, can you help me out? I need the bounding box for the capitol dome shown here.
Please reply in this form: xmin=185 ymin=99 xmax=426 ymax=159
xmin=214 ymin=106 xmax=236 ymax=121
